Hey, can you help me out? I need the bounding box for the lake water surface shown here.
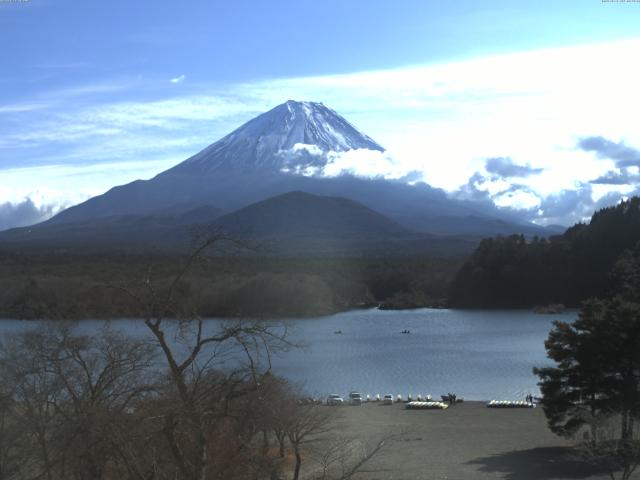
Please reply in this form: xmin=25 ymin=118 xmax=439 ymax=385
xmin=270 ymin=308 xmax=575 ymax=401
xmin=0 ymin=308 xmax=575 ymax=401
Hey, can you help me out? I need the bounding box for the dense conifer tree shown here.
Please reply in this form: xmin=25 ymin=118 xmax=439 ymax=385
xmin=535 ymin=247 xmax=640 ymax=479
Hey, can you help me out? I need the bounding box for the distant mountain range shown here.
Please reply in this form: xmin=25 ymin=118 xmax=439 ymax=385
xmin=0 ymin=101 xmax=561 ymax=255
xmin=1 ymin=191 xmax=480 ymax=256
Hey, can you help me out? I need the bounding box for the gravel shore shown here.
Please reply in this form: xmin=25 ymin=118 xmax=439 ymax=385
xmin=331 ymin=401 xmax=611 ymax=480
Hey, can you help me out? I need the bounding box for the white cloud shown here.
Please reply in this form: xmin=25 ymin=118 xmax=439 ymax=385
xmin=2 ymin=38 xmax=640 ymax=226
xmin=0 ymin=103 xmax=50 ymax=114
xmin=234 ymin=38 xmax=640 ymax=195
xmin=169 ymin=74 xmax=186 ymax=84
xmin=290 ymin=143 xmax=323 ymax=156
xmin=493 ymin=189 xmax=541 ymax=211
xmin=0 ymin=198 xmax=59 ymax=232
xmin=322 ymin=148 xmax=412 ymax=179
xmin=277 ymin=146 xmax=416 ymax=180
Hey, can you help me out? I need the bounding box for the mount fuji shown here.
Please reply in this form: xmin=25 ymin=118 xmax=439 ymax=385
xmin=167 ymin=100 xmax=383 ymax=176
xmin=1 ymin=101 xmax=554 ymax=252
xmin=49 ymin=100 xmax=399 ymax=223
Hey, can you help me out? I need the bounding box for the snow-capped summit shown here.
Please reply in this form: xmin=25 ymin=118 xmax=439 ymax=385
xmin=165 ymin=100 xmax=383 ymax=175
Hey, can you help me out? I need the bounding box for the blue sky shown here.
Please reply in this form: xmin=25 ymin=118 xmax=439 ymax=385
xmin=2 ymin=0 xmax=640 ymax=229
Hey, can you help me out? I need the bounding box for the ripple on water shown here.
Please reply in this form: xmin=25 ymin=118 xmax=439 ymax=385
xmin=271 ymin=308 xmax=574 ymax=401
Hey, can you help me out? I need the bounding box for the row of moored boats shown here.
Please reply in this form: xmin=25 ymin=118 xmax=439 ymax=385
xmin=405 ymin=401 xmax=449 ymax=410
xmin=486 ymin=400 xmax=535 ymax=408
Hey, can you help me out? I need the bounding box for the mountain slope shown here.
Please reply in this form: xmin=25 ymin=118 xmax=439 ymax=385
xmin=0 ymin=208 xmax=223 ymax=252
xmin=26 ymin=100 xmax=549 ymax=238
xmin=0 ymin=191 xmax=481 ymax=257
xmin=1 ymin=191 xmax=414 ymax=252
xmin=166 ymin=100 xmax=383 ymax=175
xmin=48 ymin=101 xmax=385 ymax=224
xmin=214 ymin=191 xmax=409 ymax=238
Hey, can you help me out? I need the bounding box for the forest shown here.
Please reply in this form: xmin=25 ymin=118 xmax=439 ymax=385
xmin=449 ymin=197 xmax=640 ymax=308
xmin=0 ymin=250 xmax=459 ymax=319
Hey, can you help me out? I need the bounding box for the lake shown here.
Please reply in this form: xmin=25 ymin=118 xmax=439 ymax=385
xmin=0 ymin=308 xmax=575 ymax=401
xmin=270 ymin=308 xmax=575 ymax=401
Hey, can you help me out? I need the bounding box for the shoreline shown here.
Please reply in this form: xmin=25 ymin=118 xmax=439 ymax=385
xmin=0 ymin=305 xmax=579 ymax=322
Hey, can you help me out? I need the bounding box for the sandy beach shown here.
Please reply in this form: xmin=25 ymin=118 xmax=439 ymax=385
xmin=330 ymin=401 xmax=611 ymax=480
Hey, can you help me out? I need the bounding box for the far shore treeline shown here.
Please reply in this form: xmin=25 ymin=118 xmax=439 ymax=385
xmin=1 ymin=197 xmax=639 ymax=319
xmin=450 ymin=196 xmax=640 ymax=308
xmin=0 ymin=254 xmax=457 ymax=319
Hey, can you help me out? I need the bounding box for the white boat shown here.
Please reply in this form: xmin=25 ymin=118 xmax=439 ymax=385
xmin=405 ymin=401 xmax=449 ymax=410
xmin=486 ymin=399 xmax=535 ymax=408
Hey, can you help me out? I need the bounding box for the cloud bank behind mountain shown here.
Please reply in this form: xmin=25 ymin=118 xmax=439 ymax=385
xmin=0 ymin=198 xmax=59 ymax=231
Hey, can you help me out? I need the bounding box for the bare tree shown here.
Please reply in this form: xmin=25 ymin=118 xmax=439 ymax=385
xmin=0 ymin=322 xmax=158 ymax=480
xmin=313 ymin=434 xmax=393 ymax=480
xmin=282 ymin=400 xmax=400 ymax=480
xmin=0 ymin=389 xmax=24 ymax=480
xmin=112 ymin=232 xmax=292 ymax=480
xmin=262 ymin=376 xmax=294 ymax=459
xmin=285 ymin=403 xmax=335 ymax=480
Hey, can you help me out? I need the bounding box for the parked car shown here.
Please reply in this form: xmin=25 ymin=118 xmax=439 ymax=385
xmin=349 ymin=392 xmax=363 ymax=406
xmin=383 ymin=394 xmax=394 ymax=405
xmin=326 ymin=394 xmax=344 ymax=406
